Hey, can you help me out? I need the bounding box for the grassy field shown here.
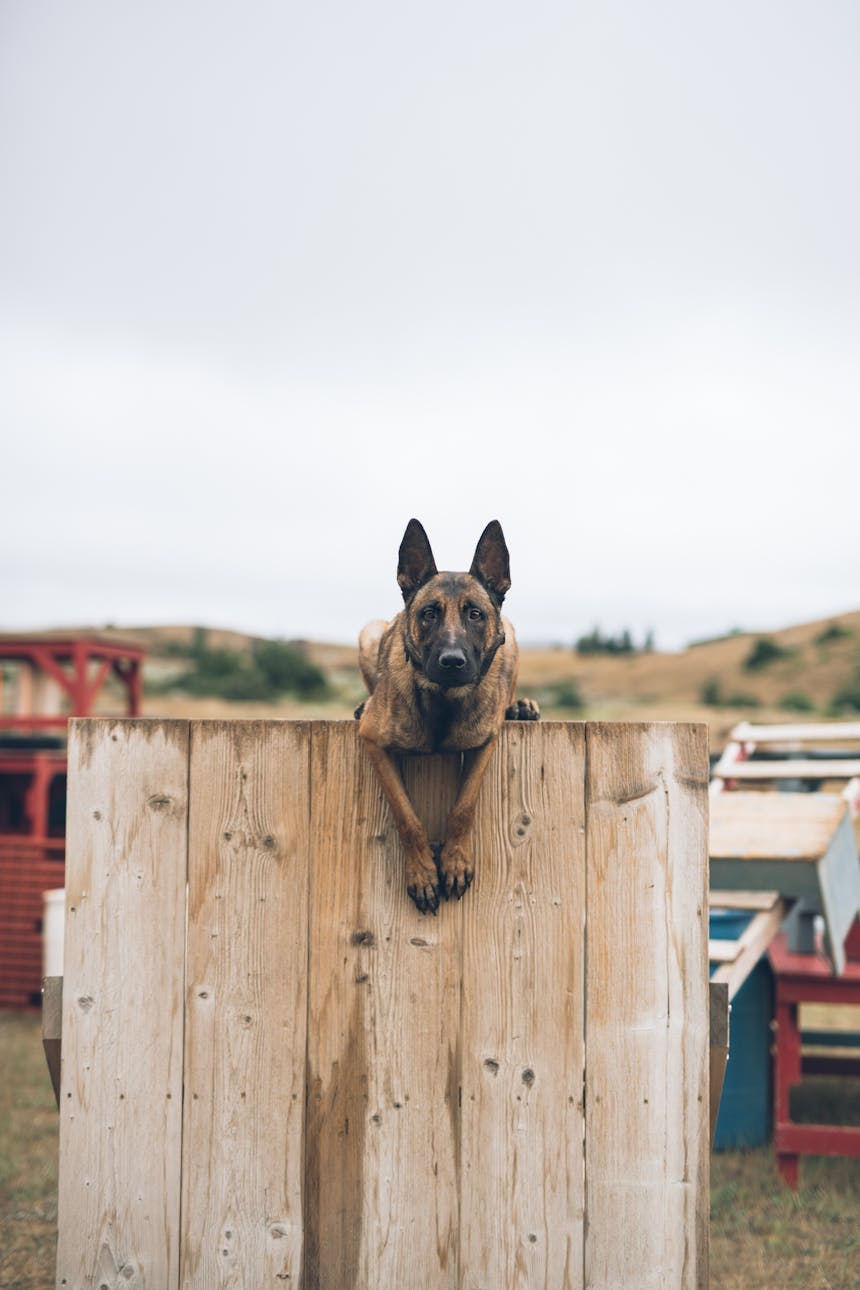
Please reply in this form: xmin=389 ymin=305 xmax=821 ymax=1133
xmin=2 ymin=1011 xmax=858 ymax=1289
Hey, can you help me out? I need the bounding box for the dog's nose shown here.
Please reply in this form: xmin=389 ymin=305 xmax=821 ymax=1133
xmin=438 ymin=649 xmax=467 ymax=672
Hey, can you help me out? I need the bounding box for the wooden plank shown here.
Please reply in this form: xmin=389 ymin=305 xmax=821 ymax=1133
xmin=180 ymin=721 xmax=311 ymax=1287
xmin=707 ymin=940 xmax=741 ymax=964
xmin=710 ymin=900 xmax=789 ymax=1001
xmin=732 ymin=721 xmax=860 ymax=746
xmin=815 ymin=809 xmax=860 ymax=976
xmin=459 ymin=722 xmax=586 ymax=1288
xmin=42 ymin=975 xmax=63 ymax=1109
xmin=710 ymin=791 xmax=848 ymax=861
xmin=709 ymin=890 xmax=780 ymax=912
xmin=304 ymin=722 xmax=462 ymax=1289
xmin=710 ymin=793 xmax=860 ymax=973
xmin=56 ymin=719 xmax=188 ymax=1290
xmin=709 ymin=982 xmax=729 ymax=1146
xmin=584 ymin=723 xmax=709 ymax=1290
xmin=713 ymin=758 xmax=860 ymax=781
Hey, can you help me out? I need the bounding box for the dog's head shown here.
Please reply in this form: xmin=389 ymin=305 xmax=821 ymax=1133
xmin=397 ymin=519 xmax=510 ymax=689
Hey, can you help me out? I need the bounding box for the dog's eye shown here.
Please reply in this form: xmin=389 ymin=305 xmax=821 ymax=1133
xmin=422 ymin=606 xmax=438 ymax=623
xmin=468 ymin=606 xmax=484 ymax=621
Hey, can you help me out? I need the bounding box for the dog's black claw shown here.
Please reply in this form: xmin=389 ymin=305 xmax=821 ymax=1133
xmin=408 ymin=883 xmax=440 ymax=915
xmin=505 ymin=697 xmax=541 ymax=722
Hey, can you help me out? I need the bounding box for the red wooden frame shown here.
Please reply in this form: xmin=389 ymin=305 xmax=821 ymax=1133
xmin=0 ymin=636 xmax=144 ymax=728
xmin=0 ymin=635 xmax=146 ymax=1006
xmin=769 ymin=933 xmax=860 ymax=1188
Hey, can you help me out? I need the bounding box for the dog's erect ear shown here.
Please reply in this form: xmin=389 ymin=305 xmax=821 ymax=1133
xmin=470 ymin=520 xmax=511 ymax=604
xmin=397 ymin=519 xmax=438 ymax=601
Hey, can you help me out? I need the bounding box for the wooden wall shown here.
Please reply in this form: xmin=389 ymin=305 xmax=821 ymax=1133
xmin=56 ymin=719 xmax=709 ymax=1289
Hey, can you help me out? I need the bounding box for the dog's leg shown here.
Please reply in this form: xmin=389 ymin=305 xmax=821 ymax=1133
xmin=361 ymin=739 xmax=441 ymax=915
xmin=439 ymin=740 xmax=496 ymax=899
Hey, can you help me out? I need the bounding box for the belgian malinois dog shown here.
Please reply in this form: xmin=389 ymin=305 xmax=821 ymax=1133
xmin=356 ymin=519 xmax=539 ymax=913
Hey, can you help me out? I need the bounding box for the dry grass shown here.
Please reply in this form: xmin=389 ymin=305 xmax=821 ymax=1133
xmin=0 ymin=1013 xmax=58 ymax=1290
xmin=111 ymin=608 xmax=860 ymax=753
xmin=711 ymin=1146 xmax=860 ymax=1289
xmin=3 ymin=1012 xmax=859 ymax=1288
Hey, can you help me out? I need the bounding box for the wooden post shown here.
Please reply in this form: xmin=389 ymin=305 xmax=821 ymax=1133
xmin=42 ymin=975 xmax=63 ymax=1108
xmin=56 ymin=719 xmax=709 ymax=1290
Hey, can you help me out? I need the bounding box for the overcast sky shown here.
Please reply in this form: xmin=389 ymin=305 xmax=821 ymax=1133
xmin=2 ymin=1 xmax=858 ymax=649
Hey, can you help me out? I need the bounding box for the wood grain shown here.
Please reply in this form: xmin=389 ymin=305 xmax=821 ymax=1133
xmin=304 ymin=723 xmax=462 ymax=1289
xmin=180 ymin=721 xmax=311 ymax=1288
xmin=710 ymin=791 xmax=848 ymax=861
xmin=57 ymin=719 xmax=189 ymax=1290
xmin=459 ymin=722 xmax=586 ymax=1289
xmin=584 ymin=723 xmax=709 ymax=1290
xmin=54 ymin=719 xmax=712 ymax=1289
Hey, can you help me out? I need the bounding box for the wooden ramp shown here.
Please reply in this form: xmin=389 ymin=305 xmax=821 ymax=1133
xmin=709 ymin=792 xmax=860 ymax=974
xmin=55 ymin=719 xmax=709 ymax=1290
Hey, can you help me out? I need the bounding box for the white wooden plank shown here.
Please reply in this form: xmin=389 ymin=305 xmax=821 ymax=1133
xmin=459 ymin=722 xmax=586 ymax=1288
xmin=710 ymin=900 xmax=789 ymax=1001
xmin=713 ymin=759 xmax=860 ymax=781
xmin=708 ymin=940 xmax=741 ymax=964
xmin=304 ymin=722 xmax=461 ymax=1289
xmin=732 ymin=721 xmax=860 ymax=745
xmin=709 ymin=890 xmax=781 ymax=912
xmin=815 ymin=810 xmax=860 ymax=976
xmin=57 ymin=719 xmax=188 ymax=1290
xmin=585 ymin=723 xmax=709 ymax=1290
xmin=180 ymin=721 xmax=311 ymax=1287
xmin=710 ymin=792 xmax=848 ymax=861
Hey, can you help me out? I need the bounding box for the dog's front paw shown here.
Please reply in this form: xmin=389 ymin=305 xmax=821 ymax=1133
xmin=505 ymin=697 xmax=541 ymax=721
xmin=439 ymin=839 xmax=474 ymax=901
xmin=405 ymin=844 xmax=441 ymax=915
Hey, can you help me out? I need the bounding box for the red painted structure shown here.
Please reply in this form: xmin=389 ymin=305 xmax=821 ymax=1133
xmin=0 ymin=633 xmax=145 ymax=1007
xmin=769 ymin=931 xmax=860 ymax=1188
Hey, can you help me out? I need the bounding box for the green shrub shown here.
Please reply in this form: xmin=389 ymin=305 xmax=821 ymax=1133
xmin=743 ymin=636 xmax=794 ymax=671
xmin=252 ymin=640 xmax=327 ymax=697
xmin=723 ymin=691 xmax=762 ymax=709
xmin=700 ymin=678 xmax=723 ymax=706
xmin=699 ymin=676 xmax=760 ymax=708
xmin=832 ymin=674 xmax=860 ymax=714
xmin=815 ymin=621 xmax=853 ymax=646
xmin=165 ymin=638 xmax=329 ymax=703
xmin=545 ymin=679 xmax=586 ymax=712
xmin=163 ymin=638 xmax=194 ymax=658
xmin=780 ymin=690 xmax=815 ymax=713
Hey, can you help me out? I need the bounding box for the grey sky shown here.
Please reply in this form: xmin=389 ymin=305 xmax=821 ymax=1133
xmin=2 ymin=1 xmax=858 ymax=648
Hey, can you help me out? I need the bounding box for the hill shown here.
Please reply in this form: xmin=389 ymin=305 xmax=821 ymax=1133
xmin=72 ymin=609 xmax=860 ymax=751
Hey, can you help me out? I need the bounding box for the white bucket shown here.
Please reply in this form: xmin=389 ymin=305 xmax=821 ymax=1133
xmin=43 ymin=887 xmax=65 ymax=979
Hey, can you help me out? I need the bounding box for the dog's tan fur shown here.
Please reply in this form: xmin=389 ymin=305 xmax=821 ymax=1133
xmin=357 ymin=519 xmax=538 ymax=913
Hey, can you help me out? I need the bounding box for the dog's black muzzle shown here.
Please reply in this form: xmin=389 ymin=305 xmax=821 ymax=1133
xmin=426 ymin=646 xmax=479 ymax=688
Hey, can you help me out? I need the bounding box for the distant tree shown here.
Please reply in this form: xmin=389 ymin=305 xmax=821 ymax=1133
xmin=814 ymin=621 xmax=853 ymax=646
xmin=574 ymin=626 xmax=640 ymax=657
xmin=743 ymin=636 xmax=794 ymax=671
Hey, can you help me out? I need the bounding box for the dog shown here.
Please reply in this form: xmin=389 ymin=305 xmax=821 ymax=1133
xmin=356 ymin=518 xmax=539 ymax=913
